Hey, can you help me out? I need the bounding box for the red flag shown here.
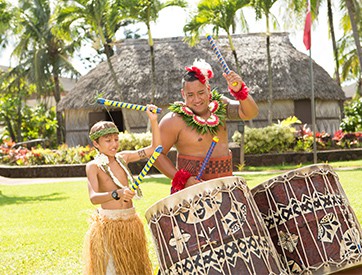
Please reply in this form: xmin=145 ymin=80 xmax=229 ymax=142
xmin=303 ymin=0 xmax=311 ymax=50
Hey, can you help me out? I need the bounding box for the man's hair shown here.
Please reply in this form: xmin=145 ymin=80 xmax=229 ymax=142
xmin=182 ymin=71 xmax=199 ymax=87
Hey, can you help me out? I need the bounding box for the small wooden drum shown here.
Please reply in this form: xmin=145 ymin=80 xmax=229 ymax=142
xmin=251 ymin=164 xmax=362 ymax=274
xmin=145 ymin=176 xmax=286 ymax=275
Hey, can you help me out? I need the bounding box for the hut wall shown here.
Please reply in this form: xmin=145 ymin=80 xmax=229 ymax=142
xmin=65 ymin=109 xmax=91 ymax=147
xmin=248 ymin=100 xmax=294 ymax=128
xmin=315 ymin=100 xmax=341 ymax=134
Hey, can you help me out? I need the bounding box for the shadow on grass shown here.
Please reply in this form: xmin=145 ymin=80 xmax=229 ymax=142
xmin=0 ymin=191 xmax=68 ymax=206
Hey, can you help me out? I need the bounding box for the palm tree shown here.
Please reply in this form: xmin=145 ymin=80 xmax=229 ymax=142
xmin=0 ymin=0 xmax=12 ymax=48
xmin=58 ymin=0 xmax=133 ymax=131
xmin=183 ymin=0 xmax=250 ymax=76
xmin=11 ymin=0 xmax=81 ymax=144
xmin=344 ymin=0 xmax=362 ymax=95
xmin=338 ymin=1 xmax=362 ymax=96
xmin=121 ymin=0 xmax=187 ymax=104
xmin=251 ymin=0 xmax=278 ymax=124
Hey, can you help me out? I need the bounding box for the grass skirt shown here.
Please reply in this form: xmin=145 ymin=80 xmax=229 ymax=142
xmin=83 ymin=208 xmax=152 ymax=275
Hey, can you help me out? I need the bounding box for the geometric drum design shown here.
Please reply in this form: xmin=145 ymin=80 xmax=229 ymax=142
xmin=145 ymin=176 xmax=286 ymax=275
xmin=251 ymin=164 xmax=362 ymax=274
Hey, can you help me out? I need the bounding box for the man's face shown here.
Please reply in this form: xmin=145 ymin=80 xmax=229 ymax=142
xmin=181 ymin=80 xmax=211 ymax=116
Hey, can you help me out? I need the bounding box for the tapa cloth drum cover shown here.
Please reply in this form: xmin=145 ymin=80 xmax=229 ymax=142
xmin=251 ymin=164 xmax=362 ymax=275
xmin=145 ymin=176 xmax=286 ymax=275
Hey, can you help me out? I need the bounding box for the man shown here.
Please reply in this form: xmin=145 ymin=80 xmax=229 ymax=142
xmin=155 ymin=59 xmax=258 ymax=193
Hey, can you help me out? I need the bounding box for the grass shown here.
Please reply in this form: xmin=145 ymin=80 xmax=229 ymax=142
xmin=0 ymin=160 xmax=361 ymax=274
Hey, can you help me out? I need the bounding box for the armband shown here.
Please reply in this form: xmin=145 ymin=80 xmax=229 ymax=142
xmin=228 ymin=82 xmax=249 ymax=101
xmin=171 ymin=169 xmax=192 ymax=194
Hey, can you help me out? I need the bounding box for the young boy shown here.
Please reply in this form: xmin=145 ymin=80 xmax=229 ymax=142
xmin=83 ymin=105 xmax=160 ymax=275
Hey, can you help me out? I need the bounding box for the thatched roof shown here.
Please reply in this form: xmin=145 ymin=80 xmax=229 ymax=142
xmin=59 ymin=32 xmax=345 ymax=111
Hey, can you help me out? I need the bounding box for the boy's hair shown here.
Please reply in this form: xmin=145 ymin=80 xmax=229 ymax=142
xmin=89 ymin=121 xmax=119 ymax=141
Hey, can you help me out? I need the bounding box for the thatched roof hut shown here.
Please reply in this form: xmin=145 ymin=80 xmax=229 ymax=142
xmin=59 ymin=32 xmax=345 ymax=147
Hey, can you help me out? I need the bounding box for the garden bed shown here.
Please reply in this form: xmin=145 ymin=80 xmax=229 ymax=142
xmin=1 ymin=148 xmax=362 ymax=178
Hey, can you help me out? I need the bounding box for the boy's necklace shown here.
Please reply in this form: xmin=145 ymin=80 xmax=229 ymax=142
xmin=94 ymin=153 xmax=142 ymax=198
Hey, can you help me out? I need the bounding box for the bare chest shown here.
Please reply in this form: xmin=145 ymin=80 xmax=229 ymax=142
xmin=97 ymin=162 xmax=129 ymax=192
xmin=176 ymin=123 xmax=229 ymax=157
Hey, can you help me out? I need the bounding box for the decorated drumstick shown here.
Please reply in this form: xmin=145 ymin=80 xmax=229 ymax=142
xmin=196 ymin=137 xmax=219 ymax=180
xmin=206 ymin=34 xmax=238 ymax=86
xmin=131 ymin=145 xmax=163 ymax=190
xmin=97 ymin=98 xmax=162 ymax=114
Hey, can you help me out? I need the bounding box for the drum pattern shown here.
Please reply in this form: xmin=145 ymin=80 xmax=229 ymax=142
xmin=252 ymin=164 xmax=362 ymax=274
xmin=146 ymin=177 xmax=286 ymax=275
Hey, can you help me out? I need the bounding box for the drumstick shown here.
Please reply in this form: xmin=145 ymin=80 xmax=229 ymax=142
xmin=196 ymin=137 xmax=219 ymax=180
xmin=206 ymin=34 xmax=238 ymax=87
xmin=131 ymin=145 xmax=163 ymax=190
xmin=97 ymin=98 xmax=162 ymax=114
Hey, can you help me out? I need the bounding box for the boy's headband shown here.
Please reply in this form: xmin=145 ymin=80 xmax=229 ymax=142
xmin=89 ymin=127 xmax=119 ymax=141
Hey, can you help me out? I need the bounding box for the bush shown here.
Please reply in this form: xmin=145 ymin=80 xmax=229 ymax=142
xmin=0 ymin=132 xmax=153 ymax=166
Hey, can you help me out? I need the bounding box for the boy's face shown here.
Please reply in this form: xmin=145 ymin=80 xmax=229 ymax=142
xmin=93 ymin=133 xmax=119 ymax=156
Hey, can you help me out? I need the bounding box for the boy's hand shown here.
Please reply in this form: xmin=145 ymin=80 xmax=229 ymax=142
xmin=121 ymin=187 xmax=135 ymax=202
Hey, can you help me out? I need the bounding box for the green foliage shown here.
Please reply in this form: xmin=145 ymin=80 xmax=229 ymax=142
xmin=233 ymin=116 xmax=361 ymax=154
xmin=340 ymin=98 xmax=362 ymax=132
xmin=118 ymin=131 xmax=152 ymax=150
xmin=233 ymin=116 xmax=299 ymax=154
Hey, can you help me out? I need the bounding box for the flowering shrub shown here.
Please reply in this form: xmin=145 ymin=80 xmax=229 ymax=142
xmin=0 ymin=140 xmax=96 ymax=166
xmin=232 ymin=117 xmax=362 ymax=155
xmin=0 ymin=132 xmax=153 ymax=166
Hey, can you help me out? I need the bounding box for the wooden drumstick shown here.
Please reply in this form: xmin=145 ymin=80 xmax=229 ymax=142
xmin=196 ymin=137 xmax=219 ymax=180
xmin=206 ymin=34 xmax=238 ymax=87
xmin=97 ymin=98 xmax=162 ymax=114
xmin=131 ymin=145 xmax=163 ymax=190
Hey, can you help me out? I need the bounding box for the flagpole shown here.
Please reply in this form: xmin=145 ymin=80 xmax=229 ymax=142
xmin=304 ymin=0 xmax=317 ymax=164
xmin=309 ymin=49 xmax=317 ymax=164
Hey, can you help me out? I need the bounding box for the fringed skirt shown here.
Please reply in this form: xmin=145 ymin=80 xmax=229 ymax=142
xmin=83 ymin=207 xmax=152 ymax=275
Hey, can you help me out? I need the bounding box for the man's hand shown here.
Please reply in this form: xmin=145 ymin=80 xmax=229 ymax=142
xmin=223 ymin=71 xmax=243 ymax=92
xmin=185 ymin=176 xmax=202 ymax=188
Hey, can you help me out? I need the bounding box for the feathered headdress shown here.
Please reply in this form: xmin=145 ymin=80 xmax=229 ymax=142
xmin=185 ymin=59 xmax=214 ymax=84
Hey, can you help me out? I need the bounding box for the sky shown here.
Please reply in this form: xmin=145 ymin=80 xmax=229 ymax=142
xmin=0 ymin=1 xmax=344 ymax=81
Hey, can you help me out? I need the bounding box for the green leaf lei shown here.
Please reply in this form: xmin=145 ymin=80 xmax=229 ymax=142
xmin=168 ymin=89 xmax=226 ymax=136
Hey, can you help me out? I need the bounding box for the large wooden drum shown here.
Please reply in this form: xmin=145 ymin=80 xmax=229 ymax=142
xmin=145 ymin=176 xmax=286 ymax=275
xmin=251 ymin=164 xmax=362 ymax=274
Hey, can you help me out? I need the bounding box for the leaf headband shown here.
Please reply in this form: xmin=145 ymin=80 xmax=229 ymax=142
xmin=89 ymin=127 xmax=119 ymax=141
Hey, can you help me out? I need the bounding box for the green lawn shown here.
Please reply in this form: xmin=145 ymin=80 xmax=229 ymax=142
xmin=1 ymin=161 xmax=361 ymax=274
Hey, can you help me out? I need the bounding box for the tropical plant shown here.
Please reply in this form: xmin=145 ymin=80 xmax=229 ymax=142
xmin=0 ymin=0 xmax=12 ymax=48
xmin=251 ymin=0 xmax=279 ymax=124
xmin=121 ymin=0 xmax=187 ymax=104
xmin=338 ymin=0 xmax=362 ymax=96
xmin=57 ymin=0 xmax=133 ymax=131
xmin=8 ymin=0 xmax=81 ymax=144
xmin=340 ymin=97 xmax=362 ymax=132
xmin=183 ymin=0 xmax=250 ymax=75
xmin=344 ymin=0 xmax=362 ymax=90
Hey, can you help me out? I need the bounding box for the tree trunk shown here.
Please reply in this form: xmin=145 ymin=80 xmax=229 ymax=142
xmin=345 ymin=0 xmax=362 ymax=96
xmin=104 ymin=44 xmax=130 ymax=132
xmin=227 ymin=34 xmax=241 ymax=75
xmin=266 ymin=14 xmax=273 ymax=125
xmin=148 ymin=25 xmax=156 ymax=104
xmin=327 ymin=0 xmax=341 ymax=86
xmin=53 ymin=73 xmax=65 ymax=144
